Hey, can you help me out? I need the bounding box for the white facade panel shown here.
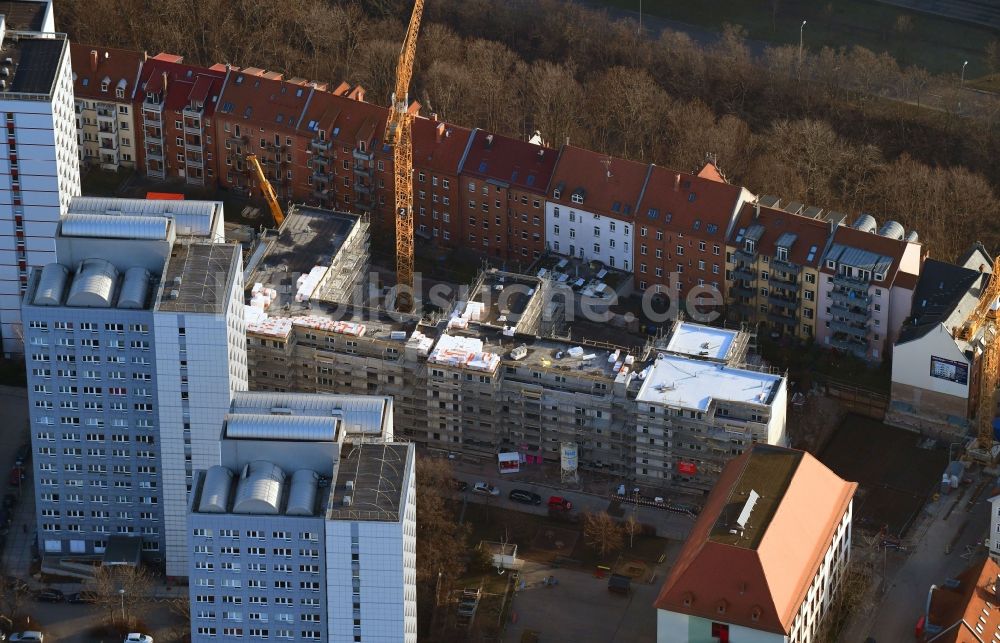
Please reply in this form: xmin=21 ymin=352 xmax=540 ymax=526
xmin=545 ymin=202 xmax=633 ymax=271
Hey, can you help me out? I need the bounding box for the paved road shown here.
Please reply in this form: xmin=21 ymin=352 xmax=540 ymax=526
xmin=449 ymin=463 xmax=697 ymax=541
xmin=843 ymin=479 xmax=991 ymax=641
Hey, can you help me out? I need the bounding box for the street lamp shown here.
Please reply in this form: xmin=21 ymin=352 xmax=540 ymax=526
xmin=118 ymin=588 xmax=126 ymax=624
xmin=799 ymin=20 xmax=807 ymax=66
xmin=961 ymin=60 xmax=969 ymax=86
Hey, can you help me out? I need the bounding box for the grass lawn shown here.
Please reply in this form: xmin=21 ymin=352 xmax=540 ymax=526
xmin=598 ymin=0 xmax=996 ymax=76
xmin=80 ymin=167 xmax=133 ymax=197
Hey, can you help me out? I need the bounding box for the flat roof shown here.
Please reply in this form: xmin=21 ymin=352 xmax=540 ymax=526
xmin=3 ymin=33 xmax=64 ymax=95
xmin=327 ymin=443 xmax=411 ymax=522
xmin=255 ymin=206 xmax=359 ymax=278
xmin=2 ymin=1 xmax=47 ymax=32
xmin=636 ymin=354 xmax=782 ymax=411
xmin=665 ymin=323 xmax=737 ymax=361
xmin=709 ymin=447 xmax=802 ymax=548
xmin=156 ymin=242 xmax=239 ymax=314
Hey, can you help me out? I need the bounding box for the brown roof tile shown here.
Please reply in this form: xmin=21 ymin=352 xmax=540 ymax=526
xmin=548 ymin=145 xmax=649 ymax=220
xmin=925 ymin=556 xmax=1000 ymax=642
xmin=654 ymin=445 xmax=857 ymax=635
xmin=411 ymin=116 xmax=472 ymax=177
xmin=136 ymin=55 xmax=225 ymax=115
xmin=729 ymin=203 xmax=835 ymax=268
xmin=216 ymin=69 xmax=313 ymax=135
xmin=460 ymin=130 xmax=558 ymax=195
xmin=70 ymin=44 xmax=144 ymax=101
xmin=639 ymin=165 xmax=743 ymax=242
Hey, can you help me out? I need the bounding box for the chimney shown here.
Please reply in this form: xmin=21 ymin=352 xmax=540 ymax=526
xmin=143 ymin=51 xmax=149 ymax=62
xmin=104 ymin=51 xmax=110 ymax=60
xmin=436 ymin=122 xmax=445 ymax=143
xmin=430 ymin=112 xmax=438 ymax=122
xmin=90 ymin=50 xmax=98 ymax=73
xmin=755 ymin=199 xmax=760 ymax=219
xmin=674 ymin=173 xmax=681 ymax=192
xmin=486 ymin=134 xmax=494 ymax=148
xmin=162 ymin=71 xmax=168 ymax=94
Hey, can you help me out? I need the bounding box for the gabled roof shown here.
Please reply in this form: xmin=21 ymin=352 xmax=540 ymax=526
xmin=297 ymin=91 xmax=389 ymax=150
xmin=729 ymin=203 xmax=833 ymax=268
xmin=70 ymin=44 xmax=144 ymax=102
xmin=548 ymin=145 xmax=649 ymax=219
xmin=654 ymin=445 xmax=857 ymax=635
xmin=697 ymin=161 xmax=726 ymax=183
xmin=411 ymin=116 xmax=472 ymax=177
xmin=636 ymin=165 xmax=743 ymax=240
xmin=897 ymin=259 xmax=991 ymax=345
xmin=216 ymin=67 xmax=313 ymax=135
xmin=926 ymin=557 xmax=1000 ymax=642
xmin=459 ymin=129 xmax=558 ymax=195
xmin=136 ymin=54 xmax=226 ymax=115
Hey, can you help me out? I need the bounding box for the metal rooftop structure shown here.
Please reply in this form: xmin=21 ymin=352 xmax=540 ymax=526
xmin=327 ymin=443 xmax=411 ymax=522
xmin=156 ymin=242 xmax=239 ymax=314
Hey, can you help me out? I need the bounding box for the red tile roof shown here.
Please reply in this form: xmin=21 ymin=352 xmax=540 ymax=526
xmin=654 ymin=445 xmax=857 ymax=635
xmin=216 ymin=68 xmax=314 ymax=135
xmin=697 ymin=162 xmax=726 ymax=183
xmin=460 ymin=130 xmax=558 ymax=195
xmin=410 ymin=116 xmax=472 ymax=177
xmin=298 ymin=91 xmax=389 ymax=148
xmin=638 ymin=165 xmax=744 ymax=241
xmin=729 ymin=203 xmax=834 ymax=268
xmin=925 ymin=557 xmax=1000 ymax=642
xmin=821 ymin=224 xmax=913 ymax=280
xmin=71 ymin=44 xmax=144 ymax=101
xmin=137 ymin=55 xmax=226 ymax=115
xmin=548 ymin=145 xmax=650 ymax=220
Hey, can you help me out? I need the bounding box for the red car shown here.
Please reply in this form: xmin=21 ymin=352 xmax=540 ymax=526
xmin=548 ymin=496 xmax=572 ymax=511
xmin=8 ymin=466 xmax=25 ymax=486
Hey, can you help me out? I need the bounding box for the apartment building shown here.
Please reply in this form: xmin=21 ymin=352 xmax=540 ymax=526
xmin=70 ymin=44 xmax=143 ymax=170
xmin=241 ymin=205 xmax=788 ymax=495
xmin=457 ymin=129 xmax=557 ymax=265
xmin=634 ymin=165 xmax=749 ymax=306
xmin=188 ymin=392 xmax=415 ymax=643
xmin=920 ymin=556 xmax=1000 ymax=642
xmin=726 ymin=201 xmax=838 ymax=341
xmin=136 ymin=53 xmax=226 ymax=185
xmin=0 ymin=0 xmax=80 ymax=355
xmin=816 ymin=216 xmax=922 ymax=361
xmin=655 ymin=445 xmax=857 ymax=643
xmin=889 ymin=244 xmax=995 ymax=436
xmin=410 ymin=115 xmax=471 ymax=247
xmin=546 ymin=145 xmax=650 ymax=273
xmin=22 ymin=197 xmax=246 ymax=575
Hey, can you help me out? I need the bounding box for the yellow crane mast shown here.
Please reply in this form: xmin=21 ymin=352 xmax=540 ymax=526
xmin=247 ymin=153 xmax=285 ymax=228
xmin=956 ymin=256 xmax=1000 ymax=457
xmin=386 ymin=0 xmax=425 ymax=312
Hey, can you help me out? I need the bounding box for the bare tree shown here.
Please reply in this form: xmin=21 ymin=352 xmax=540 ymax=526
xmin=624 ymin=513 xmax=641 ymax=549
xmin=86 ymin=565 xmax=154 ymax=628
xmin=0 ymin=575 xmax=29 ymax=628
xmin=528 ymin=61 xmax=584 ymax=149
xmin=582 ymin=511 xmax=624 ymax=560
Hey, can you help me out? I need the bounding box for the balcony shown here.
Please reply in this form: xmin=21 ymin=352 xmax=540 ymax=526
xmin=145 ymin=147 xmax=163 ymax=161
xmin=184 ymin=138 xmax=202 ymax=151
xmin=353 ymin=148 xmax=374 ymax=162
xmin=832 ymin=272 xmax=870 ymax=293
xmin=735 ymin=247 xmax=756 ymax=263
xmin=312 ymin=188 xmax=331 ymax=201
xmin=830 ymin=302 xmax=870 ymax=324
xmin=354 ymin=199 xmax=373 ymax=212
xmin=99 ymin=139 xmax=118 ymax=151
xmin=354 ymin=181 xmax=372 ymax=194
xmin=96 ymin=107 xmax=116 ymax=121
xmin=830 ymin=319 xmax=868 ymax=338
xmin=829 ymin=335 xmax=868 ymax=358
xmin=186 ymin=155 xmax=204 ymax=168
xmin=730 ymin=284 xmax=755 ymax=298
xmin=767 ymin=294 xmax=797 ymax=309
xmin=772 ymin=258 xmax=802 ymax=275
xmin=311 ymin=138 xmax=331 ymax=152
xmin=183 ymin=120 xmax=202 ymax=134
xmin=767 ymin=309 xmax=796 ymax=327
xmin=831 ymin=288 xmax=870 ymax=307
xmin=734 ymin=265 xmax=756 ymax=282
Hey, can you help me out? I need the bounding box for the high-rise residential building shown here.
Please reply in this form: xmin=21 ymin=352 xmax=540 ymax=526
xmin=187 ymin=392 xmax=416 ymax=643
xmin=21 ymin=197 xmax=245 ymax=575
xmin=0 ymin=0 xmax=81 ymax=355
xmin=654 ymin=445 xmax=857 ymax=643
xmin=70 ymin=43 xmax=145 ymax=170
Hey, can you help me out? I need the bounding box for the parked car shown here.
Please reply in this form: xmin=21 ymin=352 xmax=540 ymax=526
xmin=450 ymin=479 xmax=468 ymax=492
xmin=124 ymin=634 xmax=154 ymax=643
xmin=66 ymin=591 xmax=97 ymax=604
xmin=1 ymin=495 xmax=15 ymax=510
xmin=33 ymin=588 xmax=64 ymax=603
xmin=472 ymin=482 xmax=499 ymax=496
xmin=13 ymin=445 xmax=30 ymax=467
xmin=9 ymin=632 xmax=43 ymax=642
xmin=7 ymin=467 xmax=24 ymax=487
xmin=548 ymin=496 xmax=573 ymax=511
xmin=508 ymin=489 xmax=541 ymax=505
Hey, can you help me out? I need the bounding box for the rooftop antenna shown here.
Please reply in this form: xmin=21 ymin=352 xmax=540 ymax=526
xmin=601 ymin=156 xmax=613 ymax=179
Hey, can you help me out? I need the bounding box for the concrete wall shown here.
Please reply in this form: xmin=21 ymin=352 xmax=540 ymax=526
xmin=891 ymin=326 xmax=970 ymax=406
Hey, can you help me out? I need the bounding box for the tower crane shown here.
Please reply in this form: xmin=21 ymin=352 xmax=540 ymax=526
xmin=956 ymin=255 xmax=1000 ymax=460
xmin=247 ymin=153 xmax=285 ymax=228
xmin=385 ymin=0 xmax=425 ymax=312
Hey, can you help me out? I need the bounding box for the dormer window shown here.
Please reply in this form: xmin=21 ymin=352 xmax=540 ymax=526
xmin=776 ymin=247 xmax=788 ymax=262
xmin=875 ymin=272 xmax=885 ymax=281
xmin=100 ymin=82 xmax=108 ymax=93
xmin=571 ymin=193 xmax=583 ymax=204
xmin=116 ymin=88 xmax=124 ymax=99
xmin=744 ymin=239 xmax=755 ymax=253
xmin=553 ymin=189 xmax=561 ymax=199
xmin=358 ymin=140 xmax=366 ymax=153
xmin=827 ymin=260 xmax=836 ymax=270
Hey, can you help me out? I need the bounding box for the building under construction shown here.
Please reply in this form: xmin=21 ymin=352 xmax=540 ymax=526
xmin=242 ymin=206 xmax=788 ymax=496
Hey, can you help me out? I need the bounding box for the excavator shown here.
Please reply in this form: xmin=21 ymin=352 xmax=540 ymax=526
xmin=247 ymin=153 xmax=285 ymax=228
